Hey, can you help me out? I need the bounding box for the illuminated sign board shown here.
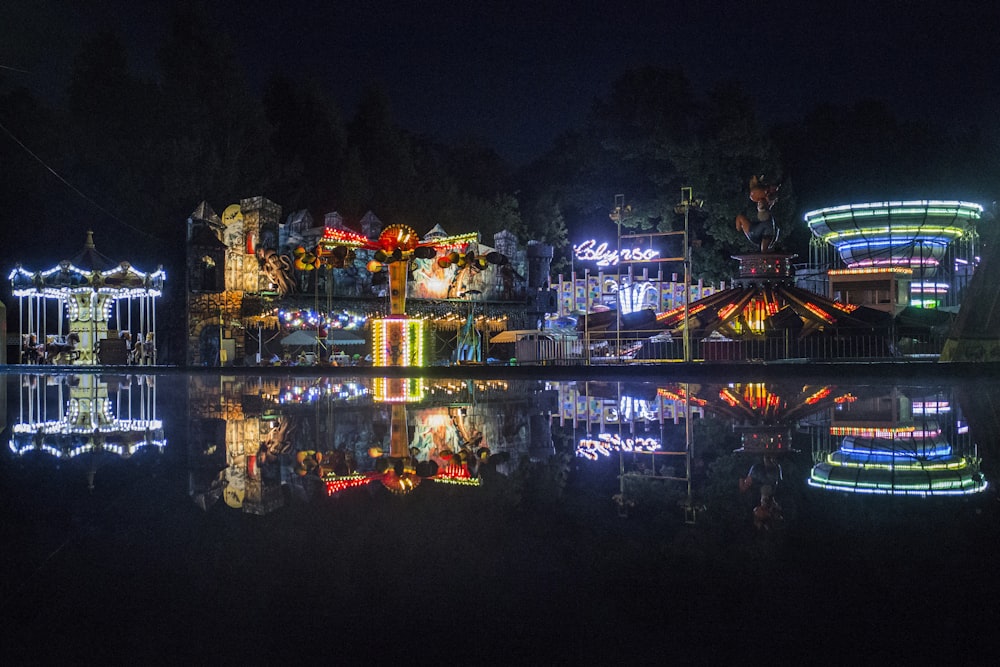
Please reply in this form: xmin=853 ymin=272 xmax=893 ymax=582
xmin=573 ymin=240 xmax=660 ymax=267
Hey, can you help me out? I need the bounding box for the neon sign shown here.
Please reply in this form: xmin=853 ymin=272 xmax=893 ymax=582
xmin=576 ymin=432 xmax=661 ymax=460
xmin=573 ymin=240 xmax=660 ymax=267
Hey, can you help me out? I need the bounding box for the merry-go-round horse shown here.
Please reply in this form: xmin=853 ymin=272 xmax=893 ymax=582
xmin=21 ymin=334 xmax=43 ymax=364
xmin=130 ymin=332 xmax=156 ymax=366
xmin=43 ymin=332 xmax=81 ymax=365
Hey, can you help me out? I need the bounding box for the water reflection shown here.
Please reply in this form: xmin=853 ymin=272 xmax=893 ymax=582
xmin=8 ymin=373 xmax=165 ymax=489
xmin=3 ymin=372 xmax=993 ymax=518
xmin=6 ymin=371 xmax=1000 ymax=662
xmin=550 ymin=378 xmax=990 ymax=525
xmin=806 ymin=386 xmax=986 ymax=496
xmin=186 ymin=376 xmax=554 ymax=513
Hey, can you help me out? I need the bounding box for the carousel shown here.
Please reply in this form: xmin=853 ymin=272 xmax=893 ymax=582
xmin=9 ymin=231 xmax=165 ymax=365
xmin=10 ymin=373 xmax=166 ymax=490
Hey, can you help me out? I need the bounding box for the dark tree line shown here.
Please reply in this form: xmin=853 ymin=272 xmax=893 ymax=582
xmin=3 ymin=3 xmax=999 ymax=290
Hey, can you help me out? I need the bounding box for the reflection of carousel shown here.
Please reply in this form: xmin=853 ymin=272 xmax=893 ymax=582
xmin=9 ymin=373 xmax=165 ymax=489
xmin=807 ymin=389 xmax=987 ymax=496
xmin=672 ymin=381 xmax=858 ymax=525
xmin=693 ymin=382 xmax=855 ymax=454
xmin=9 ymin=231 xmax=164 ymax=365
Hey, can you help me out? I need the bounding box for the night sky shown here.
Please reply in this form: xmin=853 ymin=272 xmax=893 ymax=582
xmin=3 ymin=0 xmax=998 ymax=166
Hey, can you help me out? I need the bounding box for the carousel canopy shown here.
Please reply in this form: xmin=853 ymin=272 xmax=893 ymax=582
xmin=9 ymin=231 xmax=165 ymax=298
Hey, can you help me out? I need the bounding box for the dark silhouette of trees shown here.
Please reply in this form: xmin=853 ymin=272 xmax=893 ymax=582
xmin=516 ymin=67 xmax=788 ymax=284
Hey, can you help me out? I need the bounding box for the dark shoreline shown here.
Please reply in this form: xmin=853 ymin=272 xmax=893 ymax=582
xmin=2 ymin=359 xmax=997 ymax=381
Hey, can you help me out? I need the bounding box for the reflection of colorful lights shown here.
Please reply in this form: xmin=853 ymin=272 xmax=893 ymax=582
xmin=277 ymin=381 xmax=368 ymax=404
xmin=912 ymin=401 xmax=950 ymax=415
xmin=576 ymin=432 xmax=660 ymax=460
xmin=719 ymin=388 xmax=740 ymax=407
xmin=809 ymin=453 xmax=987 ymax=495
xmin=808 ymin=474 xmax=987 ymax=496
xmin=810 ymin=420 xmax=988 ymax=496
xmin=804 ymin=388 xmax=832 ymax=405
xmin=829 ymin=426 xmax=916 ymax=437
xmin=619 ymin=397 xmax=661 ymax=422
xmin=325 ymin=473 xmax=375 ymax=495
xmin=838 ymin=441 xmax=953 ymax=459
xmin=739 ymin=383 xmax=780 ymax=411
xmin=373 ymin=377 xmax=426 ymax=402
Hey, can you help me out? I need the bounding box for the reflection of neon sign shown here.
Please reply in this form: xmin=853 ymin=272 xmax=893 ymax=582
xmin=576 ymin=432 xmax=660 ymax=460
xmin=573 ymin=240 xmax=660 ymax=267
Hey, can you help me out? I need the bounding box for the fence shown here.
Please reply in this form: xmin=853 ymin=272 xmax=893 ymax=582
xmin=497 ymin=328 xmax=947 ymax=365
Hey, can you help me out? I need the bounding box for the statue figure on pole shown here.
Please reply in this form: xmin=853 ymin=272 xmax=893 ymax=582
xmin=735 ymin=175 xmax=781 ymax=252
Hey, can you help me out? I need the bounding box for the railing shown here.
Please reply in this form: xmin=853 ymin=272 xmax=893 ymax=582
xmin=499 ymin=328 xmax=948 ymax=365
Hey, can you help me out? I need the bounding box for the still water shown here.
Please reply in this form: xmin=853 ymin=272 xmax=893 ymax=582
xmin=2 ymin=370 xmax=999 ymax=663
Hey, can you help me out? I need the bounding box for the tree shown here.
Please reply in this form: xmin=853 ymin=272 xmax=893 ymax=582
xmin=263 ymin=75 xmax=347 ymax=213
xmin=516 ymin=67 xmax=791 ymax=285
xmin=687 ymin=80 xmax=793 ymax=282
xmin=155 ymin=2 xmax=272 ymax=213
xmin=344 ymin=85 xmax=419 ymax=220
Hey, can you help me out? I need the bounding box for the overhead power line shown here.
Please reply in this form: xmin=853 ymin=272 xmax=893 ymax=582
xmin=0 ymin=118 xmax=164 ymax=242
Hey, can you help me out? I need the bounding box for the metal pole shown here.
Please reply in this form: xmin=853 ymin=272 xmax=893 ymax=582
xmin=685 ymin=381 xmax=693 ymax=510
xmin=585 ymin=268 xmax=590 ymax=364
xmin=683 ymin=192 xmax=691 ymax=363
xmin=616 ymin=195 xmax=623 ymax=362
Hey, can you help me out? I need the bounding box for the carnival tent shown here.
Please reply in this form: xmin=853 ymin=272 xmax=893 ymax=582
xmin=281 ymin=330 xmax=365 ymax=347
xmin=280 ymin=330 xmax=323 ymax=346
xmin=325 ymin=329 xmax=366 ymax=345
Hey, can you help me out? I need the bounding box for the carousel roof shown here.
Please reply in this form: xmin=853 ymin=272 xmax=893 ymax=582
xmin=9 ymin=231 xmax=165 ymax=297
xmin=70 ymin=230 xmax=118 ymax=272
xmin=655 ymin=254 xmax=892 ymax=339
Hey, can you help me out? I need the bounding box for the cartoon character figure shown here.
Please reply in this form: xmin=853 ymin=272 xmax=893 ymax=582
xmin=735 ymin=175 xmax=781 ymax=252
